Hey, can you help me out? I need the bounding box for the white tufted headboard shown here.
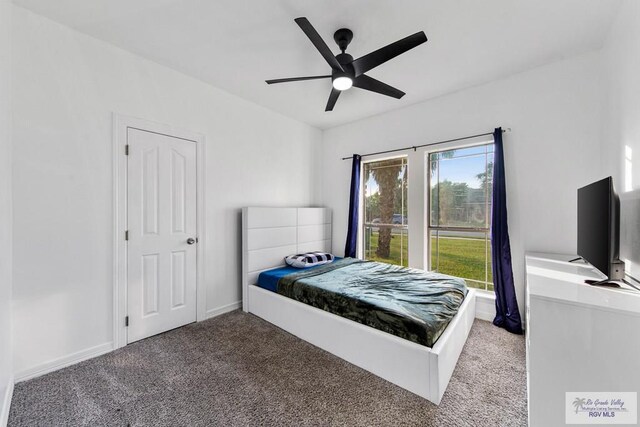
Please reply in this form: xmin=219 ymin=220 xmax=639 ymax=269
xmin=241 ymin=207 xmax=332 ymax=312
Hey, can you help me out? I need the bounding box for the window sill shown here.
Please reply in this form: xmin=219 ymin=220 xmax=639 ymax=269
xmin=474 ymin=290 xmax=496 ymax=322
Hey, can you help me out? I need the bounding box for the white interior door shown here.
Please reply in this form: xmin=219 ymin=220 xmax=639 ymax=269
xmin=127 ymin=128 xmax=197 ymax=343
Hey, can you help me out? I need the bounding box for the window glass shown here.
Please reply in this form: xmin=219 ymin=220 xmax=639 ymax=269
xmin=362 ymin=157 xmax=408 ymax=266
xmin=428 ymin=143 xmax=494 ymax=291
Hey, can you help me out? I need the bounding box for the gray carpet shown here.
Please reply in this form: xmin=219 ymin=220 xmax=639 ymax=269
xmin=9 ymin=311 xmax=527 ymax=426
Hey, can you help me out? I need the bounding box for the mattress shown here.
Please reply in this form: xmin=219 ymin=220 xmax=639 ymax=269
xmin=257 ymin=264 xmax=309 ymax=292
xmin=257 ymin=258 xmax=468 ymax=347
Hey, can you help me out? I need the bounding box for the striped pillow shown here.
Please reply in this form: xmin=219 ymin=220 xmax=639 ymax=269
xmin=285 ymin=252 xmax=334 ymax=268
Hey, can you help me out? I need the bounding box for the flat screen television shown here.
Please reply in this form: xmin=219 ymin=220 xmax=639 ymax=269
xmin=577 ymin=176 xmax=624 ymax=281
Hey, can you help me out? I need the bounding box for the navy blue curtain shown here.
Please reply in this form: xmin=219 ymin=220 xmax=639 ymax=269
xmin=344 ymin=154 xmax=361 ymax=258
xmin=491 ymin=128 xmax=523 ymax=334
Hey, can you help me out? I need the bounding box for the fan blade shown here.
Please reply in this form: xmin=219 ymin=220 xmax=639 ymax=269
xmin=351 ymin=31 xmax=427 ymax=76
xmin=266 ymin=75 xmax=331 ymax=84
xmin=294 ymin=17 xmax=344 ymax=72
xmin=325 ymin=88 xmax=341 ymax=112
xmin=353 ymin=75 xmax=405 ymax=99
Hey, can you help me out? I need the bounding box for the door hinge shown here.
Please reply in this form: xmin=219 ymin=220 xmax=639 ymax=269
xmin=125 ymin=230 xmax=129 ymax=241
xmin=125 ymin=316 xmax=129 ymax=327
xmin=125 ymin=144 xmax=129 ymax=155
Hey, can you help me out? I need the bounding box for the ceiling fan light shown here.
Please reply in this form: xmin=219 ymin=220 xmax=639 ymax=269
xmin=332 ymin=76 xmax=353 ymax=91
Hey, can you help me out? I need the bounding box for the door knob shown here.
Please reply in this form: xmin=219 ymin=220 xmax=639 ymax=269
xmin=187 ymin=238 xmax=196 ymax=245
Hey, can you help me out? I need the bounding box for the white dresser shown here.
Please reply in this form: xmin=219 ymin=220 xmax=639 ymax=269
xmin=525 ymin=253 xmax=640 ymax=427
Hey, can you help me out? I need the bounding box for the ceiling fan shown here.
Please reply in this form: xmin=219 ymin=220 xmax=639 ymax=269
xmin=266 ymin=17 xmax=428 ymax=112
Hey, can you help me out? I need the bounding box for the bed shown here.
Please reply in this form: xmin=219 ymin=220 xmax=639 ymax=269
xmin=242 ymin=207 xmax=476 ymax=405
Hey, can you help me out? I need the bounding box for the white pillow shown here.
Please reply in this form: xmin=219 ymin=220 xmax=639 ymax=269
xmin=285 ymin=252 xmax=335 ymax=268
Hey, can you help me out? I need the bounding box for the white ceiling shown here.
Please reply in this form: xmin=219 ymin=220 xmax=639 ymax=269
xmin=13 ymin=0 xmax=620 ymax=129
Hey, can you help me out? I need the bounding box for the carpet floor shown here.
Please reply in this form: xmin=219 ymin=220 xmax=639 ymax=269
xmin=9 ymin=311 xmax=527 ymax=426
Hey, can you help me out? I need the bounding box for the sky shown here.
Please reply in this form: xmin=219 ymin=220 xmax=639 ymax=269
xmin=365 ymin=145 xmax=493 ymax=196
xmin=433 ymin=154 xmax=491 ymax=189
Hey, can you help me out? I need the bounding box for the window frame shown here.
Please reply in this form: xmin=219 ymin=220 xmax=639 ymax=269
xmin=425 ymin=140 xmax=494 ymax=291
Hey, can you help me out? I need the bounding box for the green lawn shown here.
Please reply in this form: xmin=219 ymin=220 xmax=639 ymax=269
xmin=431 ymin=237 xmax=493 ymax=291
xmin=364 ymin=231 xmax=410 ymax=267
xmin=364 ymin=231 xmax=493 ymax=291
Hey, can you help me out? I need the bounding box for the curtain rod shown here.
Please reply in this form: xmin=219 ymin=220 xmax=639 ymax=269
xmin=340 ymin=127 xmax=511 ymax=161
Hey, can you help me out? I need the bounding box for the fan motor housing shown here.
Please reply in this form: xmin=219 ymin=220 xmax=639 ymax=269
xmin=333 ymin=56 xmax=355 ymax=81
xmin=336 ymin=53 xmax=354 ymax=66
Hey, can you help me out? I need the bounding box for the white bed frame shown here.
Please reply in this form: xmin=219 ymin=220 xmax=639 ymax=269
xmin=242 ymin=207 xmax=476 ymax=405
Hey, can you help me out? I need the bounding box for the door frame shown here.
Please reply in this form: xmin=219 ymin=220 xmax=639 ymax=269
xmin=113 ymin=113 xmax=206 ymax=349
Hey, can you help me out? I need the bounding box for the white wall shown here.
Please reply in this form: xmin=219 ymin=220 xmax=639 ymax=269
xmin=319 ymin=51 xmax=605 ymax=315
xmin=0 ymin=0 xmax=12 ymax=423
xmin=602 ymin=0 xmax=640 ymax=280
xmin=11 ymin=6 xmax=321 ymax=377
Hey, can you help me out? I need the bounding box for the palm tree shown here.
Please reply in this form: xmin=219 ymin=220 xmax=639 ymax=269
xmin=572 ymin=397 xmax=586 ymax=414
xmin=370 ymin=160 xmax=403 ymax=259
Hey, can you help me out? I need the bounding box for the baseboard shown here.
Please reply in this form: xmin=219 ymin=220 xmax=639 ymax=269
xmin=1 ymin=376 xmax=14 ymax=427
xmin=14 ymin=302 xmax=239 ymax=383
xmin=205 ymin=301 xmax=242 ymax=320
xmin=14 ymin=342 xmax=113 ymax=384
xmin=475 ymin=292 xmax=496 ymax=322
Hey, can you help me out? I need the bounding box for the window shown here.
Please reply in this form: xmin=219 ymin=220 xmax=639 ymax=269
xmin=362 ymin=157 xmax=408 ymax=266
xmin=428 ymin=144 xmax=494 ymax=291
